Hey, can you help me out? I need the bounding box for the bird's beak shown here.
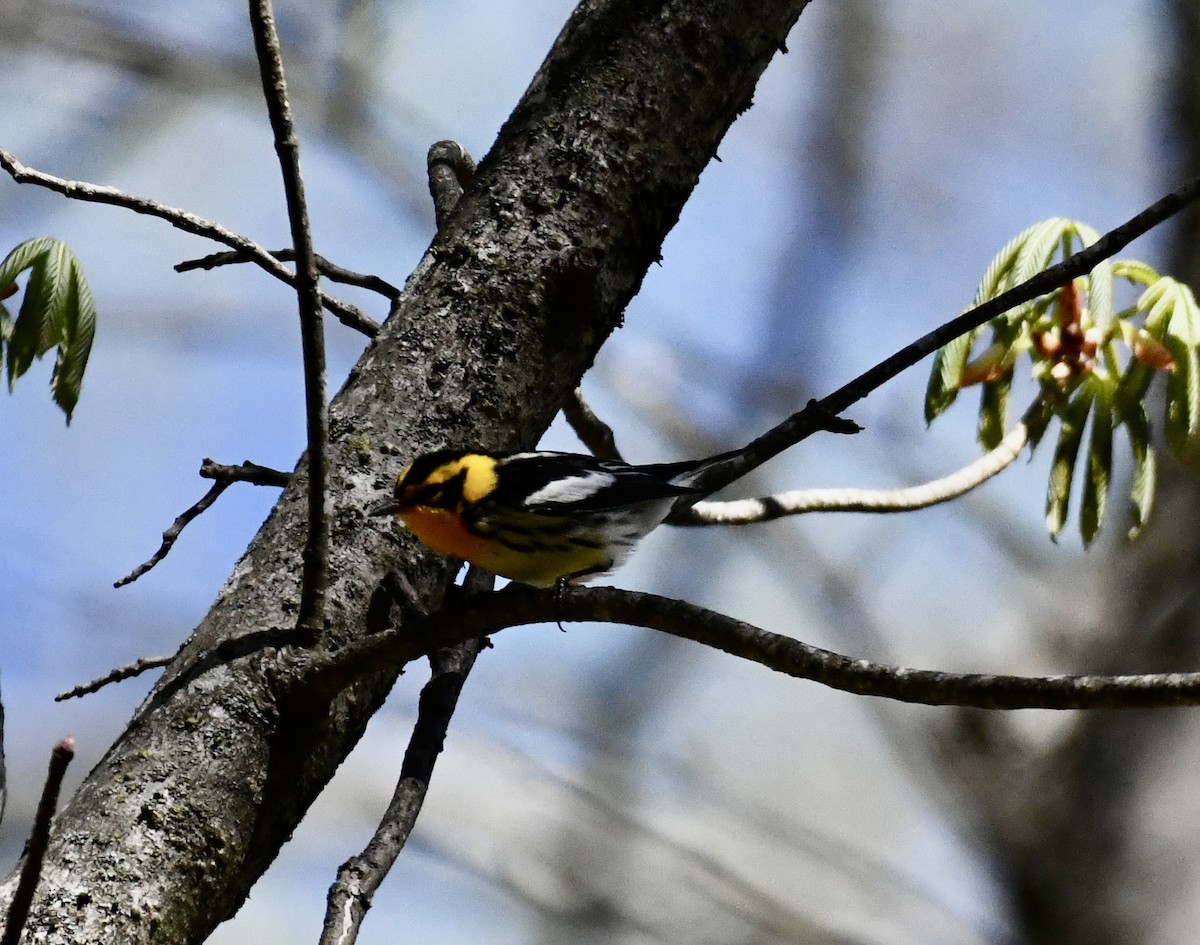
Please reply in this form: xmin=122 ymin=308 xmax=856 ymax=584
xmin=370 ymin=499 xmax=402 ymax=517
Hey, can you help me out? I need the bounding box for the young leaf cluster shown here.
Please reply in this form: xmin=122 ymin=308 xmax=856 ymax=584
xmin=0 ymin=237 xmax=96 ymax=422
xmin=925 ymin=218 xmax=1200 ymax=545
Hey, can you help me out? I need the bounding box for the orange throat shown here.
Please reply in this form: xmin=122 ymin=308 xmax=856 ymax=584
xmin=398 ymin=506 xmax=488 ymax=562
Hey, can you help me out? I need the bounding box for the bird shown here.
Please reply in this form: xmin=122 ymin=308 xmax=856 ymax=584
xmin=371 ymin=447 xmax=737 ymax=586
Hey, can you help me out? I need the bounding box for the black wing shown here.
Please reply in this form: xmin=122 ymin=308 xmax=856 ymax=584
xmin=494 ymin=452 xmax=698 ymax=512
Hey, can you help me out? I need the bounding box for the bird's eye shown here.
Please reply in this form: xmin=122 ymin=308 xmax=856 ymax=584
xmin=414 ymin=484 xmax=447 ymax=507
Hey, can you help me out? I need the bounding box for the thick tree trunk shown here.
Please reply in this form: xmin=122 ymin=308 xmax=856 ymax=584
xmin=0 ymin=2 xmax=811 ymax=942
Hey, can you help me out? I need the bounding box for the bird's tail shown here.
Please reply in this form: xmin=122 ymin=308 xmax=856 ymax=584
xmin=650 ymin=448 xmax=749 ymax=493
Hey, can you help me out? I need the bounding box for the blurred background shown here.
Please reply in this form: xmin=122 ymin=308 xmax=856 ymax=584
xmin=2 ymin=1 xmax=1199 ymax=942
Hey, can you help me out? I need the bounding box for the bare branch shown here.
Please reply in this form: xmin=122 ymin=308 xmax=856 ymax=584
xmin=176 ymin=249 xmax=399 ymax=302
xmin=683 ymin=403 xmax=1036 ymax=524
xmin=114 ymin=480 xmax=231 ymax=588
xmin=199 ymin=458 xmax=291 ymax=488
xmin=563 ymin=387 xmax=623 ymax=460
xmin=319 ymin=570 xmax=493 ymax=945
xmin=115 ymin=457 xmax=289 ymax=589
xmin=247 ymin=0 xmax=329 ymax=631
xmin=1 ymin=738 xmax=75 ymax=945
xmin=0 ymin=146 xmax=379 ymax=337
xmin=688 ymin=172 xmax=1200 ymax=497
xmin=55 ymin=657 xmax=175 ymax=702
xmin=302 ymin=585 xmax=1200 ymax=711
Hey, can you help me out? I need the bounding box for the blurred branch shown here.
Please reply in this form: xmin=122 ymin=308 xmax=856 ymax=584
xmin=682 ymin=403 xmax=1036 ymax=524
xmin=247 ymin=0 xmax=329 ymax=632
xmin=1 ymin=738 xmax=74 ymax=945
xmin=563 ymin=387 xmax=622 ymax=460
xmin=937 ymin=17 xmax=1200 ymax=945
xmin=0 ymin=146 xmax=378 ymax=336
xmin=303 ymin=585 xmax=1200 ymax=711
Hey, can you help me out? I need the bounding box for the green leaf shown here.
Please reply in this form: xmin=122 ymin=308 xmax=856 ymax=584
xmin=974 ymin=226 xmax=1029 ymax=302
xmin=1087 ymin=259 xmax=1114 ymax=335
xmin=1045 ymin=388 xmax=1094 ymax=540
xmin=1120 ymin=401 xmax=1156 ymax=540
xmin=0 ymin=236 xmax=57 ymax=288
xmin=1014 ymin=218 xmax=1069 ymax=288
xmin=925 ymin=327 xmax=976 ymax=423
xmin=1025 ymin=396 xmax=1055 ymax=451
xmin=1112 ymin=259 xmax=1159 ymax=288
xmin=51 ymin=257 xmax=97 ymax=422
xmin=0 ymin=237 xmax=97 ymax=420
xmin=1080 ymin=396 xmax=1112 ymax=546
xmin=978 ymin=366 xmax=1012 ymax=450
xmin=6 ymin=255 xmax=51 ymax=387
xmin=1165 ymin=335 xmax=1200 ymax=453
xmin=1138 ymin=277 xmax=1195 ymax=338
xmin=1114 ymin=354 xmax=1155 ymax=415
xmin=1166 ymin=281 xmax=1200 ymax=347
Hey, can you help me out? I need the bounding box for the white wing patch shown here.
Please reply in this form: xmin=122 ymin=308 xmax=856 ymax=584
xmin=523 ymin=470 xmax=615 ymax=506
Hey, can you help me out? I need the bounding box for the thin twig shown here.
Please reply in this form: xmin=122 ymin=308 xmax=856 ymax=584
xmin=177 ymin=249 xmax=399 ymax=301
xmin=300 ymin=585 xmax=1200 ymax=711
xmin=247 ymin=0 xmax=329 ymax=632
xmin=55 ymin=656 xmax=175 ymax=702
xmin=114 ymin=480 xmax=231 ymax=588
xmin=319 ymin=568 xmax=493 ymax=945
xmin=681 ymin=401 xmax=1041 ymax=525
xmin=115 ymin=458 xmax=288 ymax=588
xmin=687 ymin=173 xmax=1200 ymax=497
xmin=199 ymin=458 xmax=291 ymax=487
xmin=0 ymin=146 xmax=378 ymax=337
xmin=1 ymin=738 xmax=75 ymax=945
xmin=563 ymin=387 xmax=623 ymax=460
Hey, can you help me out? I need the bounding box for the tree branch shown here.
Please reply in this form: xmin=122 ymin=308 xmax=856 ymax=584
xmin=55 ymin=657 xmax=175 ymax=702
xmin=687 ymin=171 xmax=1200 ymax=497
xmin=426 ymin=140 xmax=477 ymax=232
xmin=319 ymin=572 xmax=492 ymax=945
xmin=681 ymin=401 xmax=1042 ymax=524
xmin=563 ymin=387 xmax=622 ymax=460
xmin=176 ymin=249 xmax=399 ymax=303
xmin=199 ymin=458 xmax=291 ymax=487
xmin=0 ymin=146 xmax=379 ymax=337
xmin=114 ymin=480 xmax=232 ymax=588
xmin=247 ymin=0 xmax=329 ymax=631
xmin=1 ymin=739 xmax=74 ymax=945
xmin=115 ymin=458 xmax=288 ymax=588
xmin=303 ymin=585 xmax=1200 ymax=711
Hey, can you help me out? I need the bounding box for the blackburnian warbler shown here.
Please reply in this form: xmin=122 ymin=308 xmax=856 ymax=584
xmin=371 ymin=448 xmax=736 ymax=586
